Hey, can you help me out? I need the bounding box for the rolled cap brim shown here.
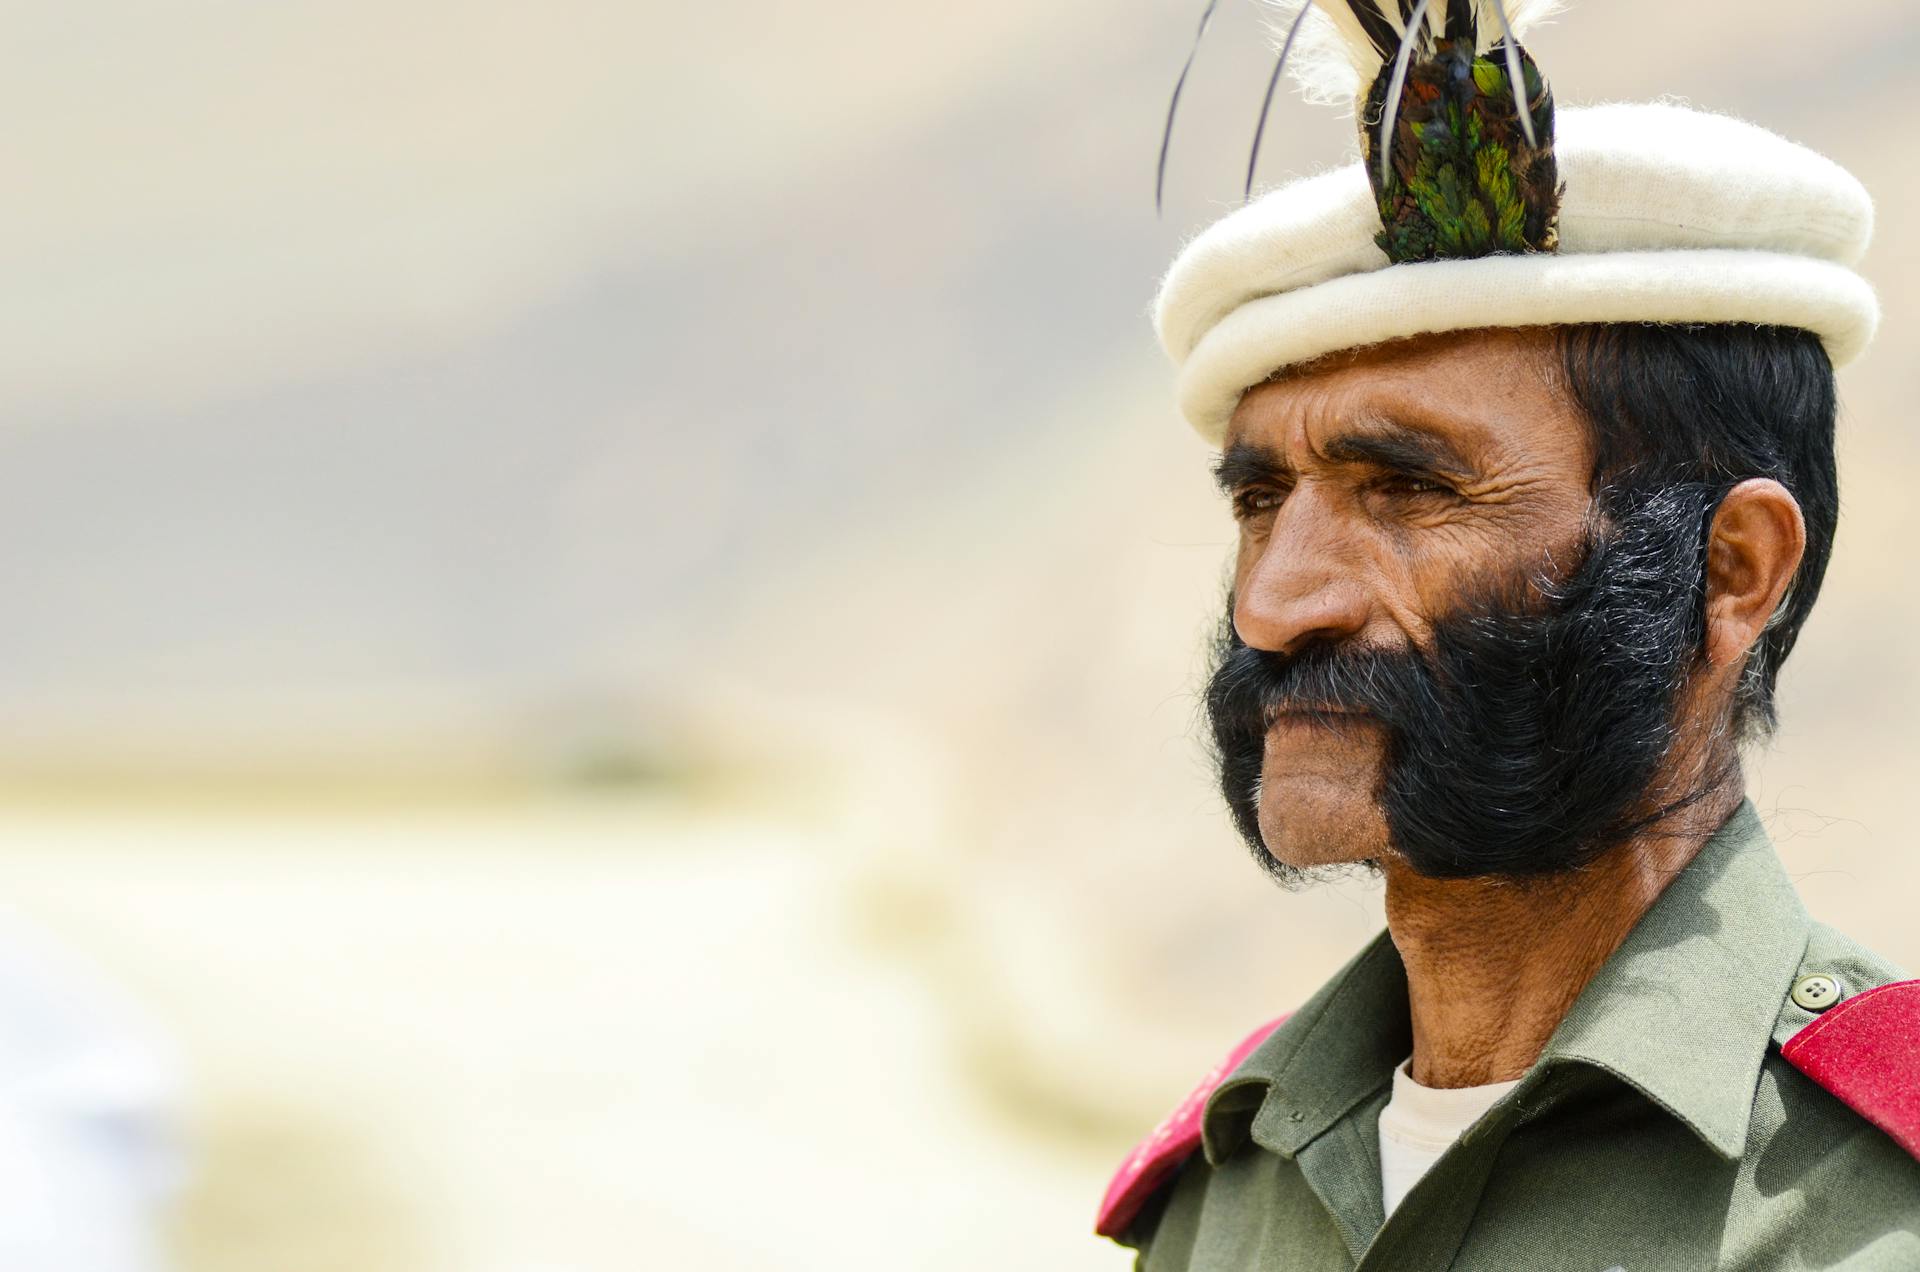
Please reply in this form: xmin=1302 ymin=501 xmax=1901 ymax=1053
xmin=1155 ymin=102 xmax=1878 ymax=445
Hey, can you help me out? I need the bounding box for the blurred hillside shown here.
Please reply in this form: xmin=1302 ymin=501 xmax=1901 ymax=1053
xmin=7 ymin=1 xmax=1920 ymax=1268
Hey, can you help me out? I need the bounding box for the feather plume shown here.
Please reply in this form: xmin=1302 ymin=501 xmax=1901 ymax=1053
xmin=1361 ymin=0 xmax=1560 ymax=261
xmin=1259 ymin=0 xmax=1564 ymax=106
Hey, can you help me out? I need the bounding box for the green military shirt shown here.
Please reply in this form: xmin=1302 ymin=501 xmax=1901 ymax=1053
xmin=1116 ymin=801 xmax=1920 ymax=1269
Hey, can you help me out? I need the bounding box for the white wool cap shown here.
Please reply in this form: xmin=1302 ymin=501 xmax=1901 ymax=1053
xmin=1155 ymin=102 xmax=1879 ymax=446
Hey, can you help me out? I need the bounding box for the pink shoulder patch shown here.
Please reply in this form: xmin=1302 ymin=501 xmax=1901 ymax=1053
xmin=1782 ymin=978 xmax=1920 ymax=1160
xmin=1094 ymin=1015 xmax=1290 ymax=1240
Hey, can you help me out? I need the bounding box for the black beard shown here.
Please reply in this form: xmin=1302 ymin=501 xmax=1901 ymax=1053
xmin=1203 ymin=484 xmax=1732 ymax=883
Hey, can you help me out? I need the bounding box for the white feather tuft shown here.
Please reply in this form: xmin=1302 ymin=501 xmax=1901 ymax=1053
xmin=1253 ymin=0 xmax=1378 ymax=106
xmin=1258 ymin=0 xmax=1567 ymax=107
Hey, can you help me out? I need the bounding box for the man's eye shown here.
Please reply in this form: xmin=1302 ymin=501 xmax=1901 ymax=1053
xmin=1376 ymin=475 xmax=1452 ymax=498
xmin=1232 ymin=488 xmax=1286 ymax=519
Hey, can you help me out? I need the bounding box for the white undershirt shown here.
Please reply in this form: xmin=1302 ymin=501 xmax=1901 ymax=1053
xmin=1377 ymin=1058 xmax=1520 ymax=1218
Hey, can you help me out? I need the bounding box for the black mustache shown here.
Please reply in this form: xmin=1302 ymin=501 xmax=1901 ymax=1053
xmin=1204 ymin=639 xmax=1438 ymax=743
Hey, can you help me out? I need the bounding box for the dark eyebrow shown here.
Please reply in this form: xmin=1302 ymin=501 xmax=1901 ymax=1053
xmin=1211 ymin=441 xmax=1288 ymax=496
xmin=1213 ymin=421 xmax=1474 ymax=496
xmin=1320 ymin=423 xmax=1474 ymax=481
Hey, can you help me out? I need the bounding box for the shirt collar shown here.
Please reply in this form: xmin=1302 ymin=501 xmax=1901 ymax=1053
xmin=1200 ymin=799 xmax=1808 ymax=1165
xmin=1539 ymin=798 xmax=1809 ymax=1159
xmin=1202 ymin=930 xmax=1410 ymax=1165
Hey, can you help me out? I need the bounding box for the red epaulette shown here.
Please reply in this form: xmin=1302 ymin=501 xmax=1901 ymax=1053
xmin=1782 ymin=978 xmax=1920 ymax=1160
xmin=1094 ymin=1015 xmax=1290 ymax=1241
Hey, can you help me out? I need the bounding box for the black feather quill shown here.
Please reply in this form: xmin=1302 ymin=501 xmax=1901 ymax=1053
xmin=1340 ymin=0 xmax=1400 ymax=60
xmin=1445 ymin=0 xmax=1476 ymax=41
xmin=1246 ymin=0 xmax=1318 ymax=201
xmin=1157 ymin=0 xmax=1222 ymax=217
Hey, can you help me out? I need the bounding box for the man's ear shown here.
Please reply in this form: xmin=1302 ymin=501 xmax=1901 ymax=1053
xmin=1704 ymin=478 xmax=1806 ymax=670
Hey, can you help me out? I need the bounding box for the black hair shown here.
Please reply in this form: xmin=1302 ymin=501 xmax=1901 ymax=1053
xmin=1557 ymin=324 xmax=1839 ymax=739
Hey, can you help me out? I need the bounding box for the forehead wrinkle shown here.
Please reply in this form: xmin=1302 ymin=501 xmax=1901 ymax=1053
xmin=1227 ymin=373 xmax=1519 ymax=477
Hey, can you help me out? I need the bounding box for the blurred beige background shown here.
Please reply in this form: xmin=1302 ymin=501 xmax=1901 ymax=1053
xmin=6 ymin=1 xmax=1920 ymax=1268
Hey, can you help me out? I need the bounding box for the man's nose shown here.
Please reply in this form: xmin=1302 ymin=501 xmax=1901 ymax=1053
xmin=1233 ymin=493 xmax=1371 ymax=655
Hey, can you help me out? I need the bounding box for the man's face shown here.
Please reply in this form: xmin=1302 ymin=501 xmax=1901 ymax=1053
xmin=1213 ymin=329 xmax=1598 ymax=873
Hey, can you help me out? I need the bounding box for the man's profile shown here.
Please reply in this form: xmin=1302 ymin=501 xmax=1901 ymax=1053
xmin=1098 ymin=1 xmax=1919 ymax=1267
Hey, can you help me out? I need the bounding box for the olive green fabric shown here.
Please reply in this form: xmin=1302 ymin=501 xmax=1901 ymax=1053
xmin=1120 ymin=801 xmax=1920 ymax=1270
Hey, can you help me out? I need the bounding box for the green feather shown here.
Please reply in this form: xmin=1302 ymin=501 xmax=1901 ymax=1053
xmin=1362 ymin=36 xmax=1559 ymax=264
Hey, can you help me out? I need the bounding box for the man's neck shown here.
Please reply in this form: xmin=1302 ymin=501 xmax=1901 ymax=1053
xmin=1382 ymin=780 xmax=1744 ymax=1089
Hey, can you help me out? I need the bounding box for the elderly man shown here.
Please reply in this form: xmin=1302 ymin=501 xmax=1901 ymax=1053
xmin=1097 ymin=2 xmax=1920 ymax=1268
